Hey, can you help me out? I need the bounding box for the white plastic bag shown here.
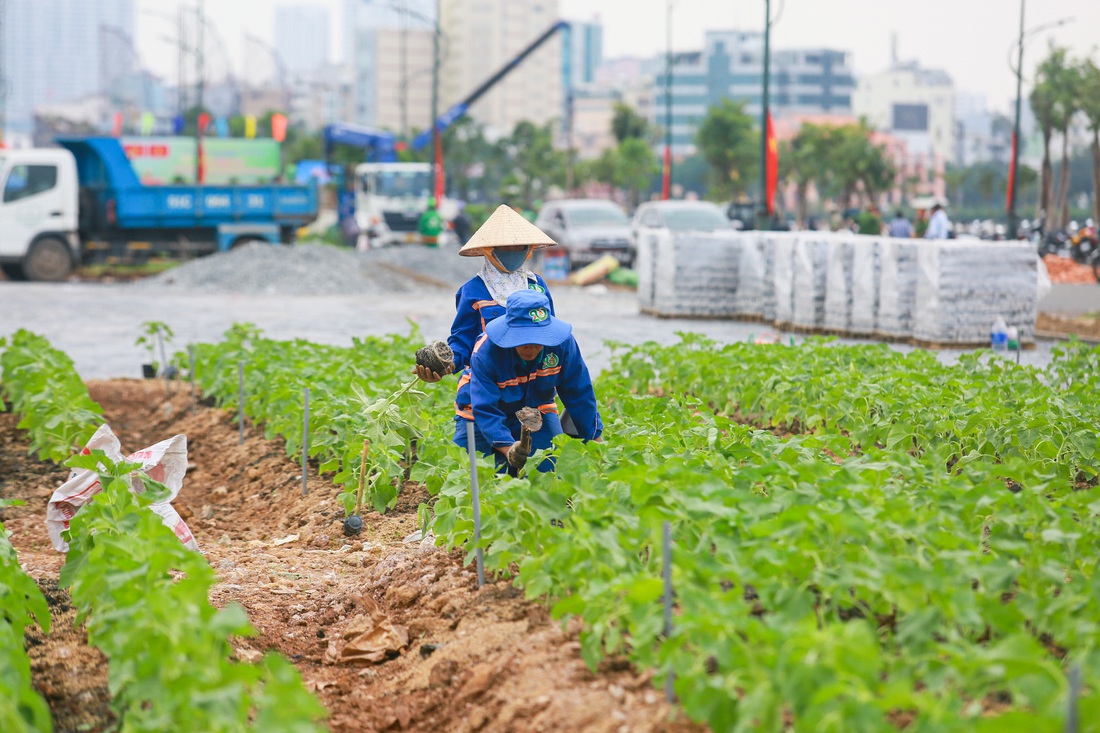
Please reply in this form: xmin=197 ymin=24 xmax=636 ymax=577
xmin=46 ymin=424 xmax=199 ymax=552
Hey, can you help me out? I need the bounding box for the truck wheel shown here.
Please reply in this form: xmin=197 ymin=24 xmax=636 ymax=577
xmin=1 ymin=262 xmax=27 ymax=281
xmin=23 ymin=238 xmax=74 ymax=282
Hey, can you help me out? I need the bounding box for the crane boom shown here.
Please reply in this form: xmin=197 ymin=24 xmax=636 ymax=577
xmin=411 ymin=20 xmax=569 ymax=149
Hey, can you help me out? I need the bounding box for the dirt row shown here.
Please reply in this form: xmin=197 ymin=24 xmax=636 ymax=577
xmin=1 ymin=380 xmax=699 ymax=733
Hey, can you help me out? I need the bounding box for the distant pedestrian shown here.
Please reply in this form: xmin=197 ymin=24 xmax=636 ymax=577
xmin=855 ymin=204 xmax=884 ymax=235
xmin=887 ymin=210 xmax=913 ymax=238
xmin=924 ymin=204 xmax=950 ymax=240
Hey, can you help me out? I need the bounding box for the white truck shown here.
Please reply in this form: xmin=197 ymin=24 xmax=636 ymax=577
xmin=0 ymin=148 xmax=81 ymax=281
xmin=355 ymin=162 xmax=455 ymax=247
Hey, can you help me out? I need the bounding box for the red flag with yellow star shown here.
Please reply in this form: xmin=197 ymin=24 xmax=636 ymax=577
xmin=765 ymin=110 xmax=779 ymax=216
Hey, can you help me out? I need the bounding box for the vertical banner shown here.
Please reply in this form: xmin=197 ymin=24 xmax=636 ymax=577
xmin=140 ymin=112 xmax=155 ymax=135
xmin=197 ymin=112 xmax=211 ymax=134
xmin=172 ymin=115 xmax=185 ymax=135
xmin=244 ymin=115 xmax=257 ymax=139
xmin=215 ymin=117 xmax=229 ymax=138
xmin=270 ymin=113 xmax=288 ymax=143
xmin=111 ymin=112 xmax=124 ymax=137
xmin=765 ymin=110 xmax=779 ymax=216
xmin=434 ymin=128 xmax=445 ymax=202
xmin=1005 ymin=131 xmax=1017 ymax=214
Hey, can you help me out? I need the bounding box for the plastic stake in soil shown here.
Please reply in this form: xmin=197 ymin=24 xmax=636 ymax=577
xmin=301 ymin=387 xmax=310 ymax=496
xmin=188 ymin=345 xmax=196 ymax=414
xmin=157 ymin=329 xmax=172 ymax=395
xmin=466 ymin=420 xmax=485 ymax=588
xmin=237 ymin=360 xmax=245 ymax=445
xmin=662 ymin=520 xmax=675 ymax=703
xmin=1067 ymin=664 xmax=1080 ymax=733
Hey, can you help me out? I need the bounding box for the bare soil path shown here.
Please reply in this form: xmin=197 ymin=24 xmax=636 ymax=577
xmin=3 ymin=380 xmax=699 ymax=733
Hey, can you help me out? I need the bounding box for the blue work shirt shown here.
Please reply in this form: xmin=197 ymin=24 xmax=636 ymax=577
xmin=447 ymin=273 xmax=554 ymax=372
xmin=454 ymin=333 xmax=602 ymax=457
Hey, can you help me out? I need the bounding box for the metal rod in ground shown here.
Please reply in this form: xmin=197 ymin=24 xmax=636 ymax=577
xmin=237 ymin=360 xmax=245 ymax=445
xmin=662 ymin=520 xmax=675 ymax=703
xmin=1067 ymin=664 xmax=1080 ymax=733
xmin=188 ymin=345 xmax=196 ymax=414
xmin=157 ymin=330 xmax=171 ymax=395
xmin=301 ymin=387 xmax=310 ymax=496
xmin=466 ymin=420 xmax=485 ymax=588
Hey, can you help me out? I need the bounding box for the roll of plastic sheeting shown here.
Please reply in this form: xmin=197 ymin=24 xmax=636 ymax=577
xmin=849 ymin=238 xmax=880 ymax=335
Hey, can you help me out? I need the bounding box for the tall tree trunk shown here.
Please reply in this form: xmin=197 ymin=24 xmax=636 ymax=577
xmin=1039 ymin=130 xmax=1053 ymax=224
xmin=797 ymin=181 xmax=808 ymax=228
xmin=1056 ymin=128 xmax=1071 ymax=231
xmin=1092 ymin=131 xmax=1100 ymax=227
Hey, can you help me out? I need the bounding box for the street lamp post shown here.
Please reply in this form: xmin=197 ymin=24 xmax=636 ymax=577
xmin=662 ymin=0 xmax=673 ymax=200
xmin=1009 ymin=0 xmax=1025 ymax=239
xmin=757 ymin=0 xmax=771 ymax=230
xmin=1007 ymin=3 xmax=1072 ymax=238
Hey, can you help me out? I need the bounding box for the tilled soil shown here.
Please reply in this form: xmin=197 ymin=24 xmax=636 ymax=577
xmin=1036 ymin=312 xmax=1100 ymax=342
xmin=3 ymin=380 xmax=700 ymax=733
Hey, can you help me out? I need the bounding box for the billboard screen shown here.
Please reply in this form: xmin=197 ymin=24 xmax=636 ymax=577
xmin=891 ymin=104 xmax=929 ymax=132
xmin=121 ymin=137 xmax=281 ymax=184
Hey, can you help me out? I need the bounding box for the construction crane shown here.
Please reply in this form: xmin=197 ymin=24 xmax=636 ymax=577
xmin=410 ymin=20 xmax=571 ymax=150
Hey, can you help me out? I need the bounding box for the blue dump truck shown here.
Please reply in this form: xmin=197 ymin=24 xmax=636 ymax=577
xmin=0 ymin=137 xmax=319 ymax=281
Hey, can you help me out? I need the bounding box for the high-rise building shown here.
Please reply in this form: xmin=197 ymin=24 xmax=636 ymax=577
xmin=3 ymin=0 xmax=135 ymax=137
xmin=853 ymin=60 xmax=956 ymax=165
xmin=274 ymin=5 xmax=332 ymax=77
xmin=568 ymin=18 xmax=603 ymax=87
xmin=343 ymin=0 xmax=436 ymax=64
xmin=440 ymin=0 xmax=563 ymax=135
xmin=655 ymin=30 xmax=856 ymax=155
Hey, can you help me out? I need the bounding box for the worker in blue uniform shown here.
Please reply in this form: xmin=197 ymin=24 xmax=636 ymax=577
xmin=455 ymin=290 xmax=602 ymax=473
xmin=414 ymin=204 xmax=559 ymax=383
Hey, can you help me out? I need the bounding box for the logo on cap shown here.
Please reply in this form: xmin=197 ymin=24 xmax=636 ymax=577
xmin=529 ymin=307 xmax=548 ymax=323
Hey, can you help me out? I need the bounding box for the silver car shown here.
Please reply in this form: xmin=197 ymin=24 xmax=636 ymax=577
xmin=630 ymin=200 xmax=732 ymax=246
xmin=535 ymin=199 xmax=634 ymax=270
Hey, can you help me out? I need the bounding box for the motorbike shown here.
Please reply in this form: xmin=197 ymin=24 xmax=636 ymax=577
xmin=1067 ymin=219 xmax=1099 ymax=264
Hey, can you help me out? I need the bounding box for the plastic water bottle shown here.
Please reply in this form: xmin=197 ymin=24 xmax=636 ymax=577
xmin=991 ymin=316 xmax=1008 ymax=353
xmin=1006 ymin=326 xmax=1019 ymax=351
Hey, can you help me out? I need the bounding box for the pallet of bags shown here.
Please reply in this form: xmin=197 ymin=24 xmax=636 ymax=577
xmin=876 ymin=238 xmax=920 ymax=340
xmin=731 ymin=232 xmax=772 ymax=320
xmin=823 ymin=235 xmax=855 ymax=333
xmin=771 ymin=233 xmax=798 ymax=327
xmin=635 ymin=228 xmax=665 ymax=314
xmin=848 ymin=237 xmax=881 ymax=336
xmin=649 ymin=231 xmax=740 ymax=318
xmin=911 ymin=239 xmax=1038 ymax=345
xmin=790 ymin=234 xmax=832 ymax=330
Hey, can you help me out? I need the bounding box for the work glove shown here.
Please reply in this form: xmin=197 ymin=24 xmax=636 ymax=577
xmin=506 ymin=439 xmax=531 ymax=471
xmin=413 ymin=341 xmax=455 ymax=383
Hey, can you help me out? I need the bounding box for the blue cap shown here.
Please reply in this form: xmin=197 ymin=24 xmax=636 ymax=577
xmin=485 ymin=290 xmax=572 ymax=348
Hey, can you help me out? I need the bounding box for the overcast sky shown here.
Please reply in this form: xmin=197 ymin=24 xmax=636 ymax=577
xmin=135 ymin=0 xmax=1099 ymax=114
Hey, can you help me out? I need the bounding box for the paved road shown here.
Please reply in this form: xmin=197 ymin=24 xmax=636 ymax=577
xmin=1038 ymin=283 xmax=1100 ymax=315
xmin=0 ymin=280 xmax=1065 ymax=380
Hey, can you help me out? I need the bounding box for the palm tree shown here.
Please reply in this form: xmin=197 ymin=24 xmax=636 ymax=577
xmin=1078 ymin=59 xmax=1100 ymax=227
xmin=1050 ymin=53 xmax=1082 ymax=230
xmin=1030 ymin=47 xmax=1065 ymax=227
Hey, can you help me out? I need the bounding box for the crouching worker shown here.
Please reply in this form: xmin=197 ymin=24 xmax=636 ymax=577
xmin=454 ymin=290 xmax=602 ymax=473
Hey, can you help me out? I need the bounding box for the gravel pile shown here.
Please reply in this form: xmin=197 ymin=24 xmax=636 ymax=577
xmin=135 ymin=243 xmax=482 ymax=296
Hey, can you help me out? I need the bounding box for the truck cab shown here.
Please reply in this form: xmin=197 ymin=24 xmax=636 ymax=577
xmin=0 ymin=148 xmax=81 ymax=281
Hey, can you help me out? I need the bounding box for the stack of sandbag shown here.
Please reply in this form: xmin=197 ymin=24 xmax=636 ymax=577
xmin=911 ymin=239 xmax=1039 ymax=344
xmin=771 ymin=233 xmax=797 ymax=326
xmin=635 ymin=229 xmax=663 ymax=313
xmin=790 ymin=235 xmax=831 ymax=330
xmin=731 ymin=232 xmax=771 ymax=319
xmin=817 ymin=234 xmax=855 ymax=332
xmin=848 ymin=237 xmax=881 ymax=335
xmin=649 ymin=232 xmax=740 ymax=317
xmin=876 ymin=238 xmax=920 ymax=339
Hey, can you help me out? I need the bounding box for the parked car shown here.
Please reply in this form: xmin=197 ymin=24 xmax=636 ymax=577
xmin=630 ymin=200 xmax=732 ymax=247
xmin=535 ymin=199 xmax=633 ymax=269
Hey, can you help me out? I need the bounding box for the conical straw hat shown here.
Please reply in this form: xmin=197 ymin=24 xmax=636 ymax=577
xmin=458 ymin=204 xmax=557 ymax=257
